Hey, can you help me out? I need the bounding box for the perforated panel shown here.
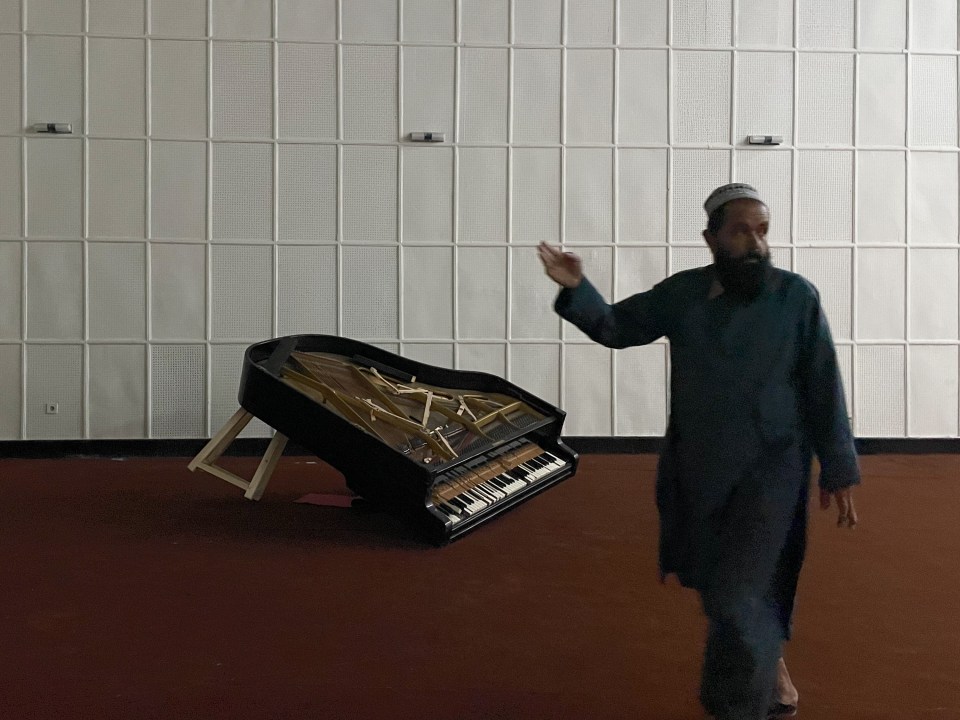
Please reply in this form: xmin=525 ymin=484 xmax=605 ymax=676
xmin=769 ymin=246 xmax=791 ymax=271
xmin=402 ymin=343 xmax=454 ymax=368
xmin=617 ymin=246 xmax=668 ymax=297
xmin=671 ymin=245 xmax=713 ymax=273
xmin=401 ymin=146 xmax=453 ymax=244
xmin=855 ymin=345 xmax=904 ymax=437
xmin=798 ymin=54 xmax=853 ymax=145
xmin=618 ymin=50 xmax=668 ymax=144
xmin=909 ymin=153 xmax=959 ymax=246
xmin=910 ymin=249 xmax=959 ymax=340
xmin=673 ymin=0 xmax=732 ymax=46
xmin=402 ymin=246 xmax=453 ymax=339
xmin=510 ymin=247 xmax=561 ymax=340
xmin=737 ymin=0 xmax=792 ymax=46
xmin=798 ymin=0 xmax=854 ymax=48
xmin=512 ymin=50 xmax=561 ymax=144
xmin=674 ymin=51 xmax=730 ymax=144
xmin=150 ymin=243 xmax=206 ymax=340
xmin=858 ymin=54 xmax=906 ymax=146
xmin=342 ymin=0 xmax=397 ymax=42
xmin=910 ymin=0 xmax=958 ymax=50
xmin=795 ymin=248 xmax=852 ymax=339
xmin=856 ymin=248 xmax=905 ymax=340
xmin=343 ymin=46 xmax=398 ymax=142
xmin=25 ymin=344 xmax=82 ymax=439
xmin=402 ymin=0 xmax=454 ymax=42
xmin=89 ymin=140 xmax=145 ymax=239
xmin=151 ymin=344 xmax=205 ymax=438
xmin=89 ymin=39 xmax=146 ymax=137
xmin=835 ymin=344 xmax=853 ymax=418
xmin=27 ymin=139 xmax=82 ymax=239
xmin=461 ymin=0 xmax=508 ymax=44
xmin=564 ymin=344 xmax=612 ymax=435
xmin=212 ymin=0 xmax=272 ymax=38
xmin=0 ymin=2 xmax=20 ymax=31
xmin=671 ymin=150 xmax=730 ymax=243
xmin=736 ymin=52 xmax=792 ymax=143
xmin=212 ymin=143 xmax=273 ymax=241
xmin=210 ymin=344 xmax=271 ymax=437
xmin=89 ymin=0 xmax=144 ymax=35
xmin=510 ymin=344 xmax=560 ymax=405
xmin=151 ymin=0 xmax=206 ymax=36
xmin=26 ymin=242 xmax=82 ymax=340
xmin=910 ymin=56 xmax=958 ymax=147
xmin=88 ymin=345 xmax=146 ymax=439
xmin=88 ymin=243 xmax=146 ymax=340
xmin=458 ymin=247 xmax=507 ymax=339
xmin=458 ymin=148 xmax=507 ymax=244
xmin=0 ymin=36 xmax=21 ymax=135
xmin=0 ymin=345 xmax=21 ymax=439
xmin=279 ymin=44 xmax=336 ymax=139
xmin=565 ymin=149 xmax=612 ymax=244
xmin=342 ymin=145 xmax=397 ymax=244
xmin=0 ymin=137 xmax=22 ymax=237
xmin=859 ymin=0 xmax=906 ymax=49
xmin=27 ymin=36 xmax=82 ymax=134
xmin=616 ymin=343 xmax=667 ymax=435
xmin=0 ymin=243 xmax=21 ymax=339
xmin=26 ymin=0 xmax=82 ymax=33
xmin=277 ymin=245 xmax=337 ymax=335
xmin=213 ymin=42 xmax=272 ymax=138
xmin=857 ymin=151 xmax=905 ymax=244
xmin=566 ymin=50 xmax=613 ymax=144
xmin=459 ymin=48 xmax=508 ymax=142
xmin=151 ymin=40 xmax=207 ymax=138
xmin=278 ymin=144 xmax=336 ymax=243
xmin=211 ymin=244 xmax=273 ymax=340
xmin=152 ymin=141 xmax=207 ymax=241
xmin=514 ymin=0 xmax=562 ymax=45
xmin=512 ymin=148 xmax=560 ymax=245
xmin=909 ymin=346 xmax=959 ymax=436
xmin=567 ymin=0 xmax=614 ymax=45
xmin=735 ymin=149 xmax=792 ymax=245
xmin=620 ymin=0 xmax=667 ymax=45
xmin=458 ymin=344 xmax=506 ymax=376
xmin=277 ymin=0 xmax=336 ymax=41
xmin=618 ymin=149 xmax=667 ymax=244
xmin=561 ymin=245 xmax=612 ymax=341
xmin=401 ymin=47 xmax=454 ymax=139
xmin=797 ymin=151 xmax=852 ymax=244
xmin=342 ymin=246 xmax=398 ymax=338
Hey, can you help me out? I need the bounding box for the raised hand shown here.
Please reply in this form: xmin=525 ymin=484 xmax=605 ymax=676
xmin=537 ymin=242 xmax=583 ymax=289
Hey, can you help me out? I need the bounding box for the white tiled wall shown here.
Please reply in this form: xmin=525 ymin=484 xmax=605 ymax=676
xmin=1 ymin=0 xmax=958 ymax=440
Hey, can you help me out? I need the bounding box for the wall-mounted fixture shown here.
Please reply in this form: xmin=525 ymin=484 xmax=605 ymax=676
xmin=746 ymin=134 xmax=782 ymax=145
xmin=408 ymin=131 xmax=445 ymax=142
xmin=32 ymin=123 xmax=73 ymax=134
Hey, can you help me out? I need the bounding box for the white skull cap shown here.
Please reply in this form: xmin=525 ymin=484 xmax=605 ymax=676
xmin=703 ymin=182 xmax=763 ymax=216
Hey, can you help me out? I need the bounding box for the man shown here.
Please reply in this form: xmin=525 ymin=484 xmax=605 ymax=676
xmin=537 ymin=183 xmax=860 ymax=720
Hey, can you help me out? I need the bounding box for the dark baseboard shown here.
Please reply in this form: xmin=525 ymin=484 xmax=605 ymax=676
xmin=1 ymin=436 xmax=958 ymax=459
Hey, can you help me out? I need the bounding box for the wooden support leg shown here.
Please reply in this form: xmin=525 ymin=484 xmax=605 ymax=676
xmin=244 ymin=432 xmax=288 ymax=501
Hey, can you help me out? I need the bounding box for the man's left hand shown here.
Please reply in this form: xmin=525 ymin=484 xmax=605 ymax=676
xmin=820 ymin=487 xmax=858 ymax=528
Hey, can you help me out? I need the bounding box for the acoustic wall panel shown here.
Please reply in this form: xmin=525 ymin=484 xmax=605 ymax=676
xmin=561 ymin=245 xmax=612 ymax=342
xmin=213 ymin=42 xmax=273 ymax=138
xmin=88 ymin=242 xmax=146 ymax=340
xmin=460 ymin=0 xmax=508 ymax=44
xmin=210 ymin=343 xmax=271 ymax=437
xmin=671 ymin=245 xmax=713 ymax=273
xmin=859 ymin=0 xmax=906 ymax=49
xmin=89 ymin=140 xmax=145 ymax=239
xmin=211 ymin=245 xmax=273 ymax=340
xmin=151 ymin=41 xmax=208 ymax=139
xmin=673 ymin=51 xmax=730 ymax=144
xmin=910 ymin=56 xmax=958 ymax=147
xmin=909 ymin=153 xmax=959 ymax=246
xmin=212 ymin=0 xmax=272 ymax=38
xmin=855 ymin=345 xmax=905 ymax=437
xmin=343 ymin=46 xmax=398 ymax=142
xmin=797 ymin=151 xmax=852 ymax=244
xmin=151 ymin=141 xmax=207 ymax=241
xmin=25 ymin=344 xmax=82 ymax=439
xmin=616 ymin=343 xmax=667 ymax=436
xmin=402 ymin=146 xmax=453 ymax=244
xmin=458 ymin=247 xmax=507 ymax=339
xmin=459 ymin=48 xmax=509 ymax=143
xmin=673 ymin=0 xmax=732 ymax=47
xmin=402 ymin=46 xmax=454 ymax=139
xmin=564 ymin=343 xmax=612 ymax=435
xmin=565 ymin=149 xmax=612 ymax=245
xmin=512 ymin=148 xmax=560 ymax=245
xmin=734 ymin=149 xmax=792 ymax=245
xmin=151 ymin=344 xmax=205 ymax=438
xmin=342 ymin=0 xmax=397 ymax=42
xmin=278 ymin=144 xmax=336 ymax=243
xmin=618 ymin=50 xmax=668 ymax=144
xmin=671 ymin=150 xmax=730 ymax=243
xmin=510 ymin=343 xmax=560 ymax=406
xmin=795 ymin=248 xmax=852 ymax=339
xmin=736 ymin=52 xmax=793 ymax=144
xmin=402 ymin=246 xmax=453 ymax=339
xmin=89 ymin=39 xmax=145 ymax=138
xmin=0 ymin=2 xmax=20 ymax=31
xmin=26 ymin=0 xmax=82 ymax=34
xmin=513 ymin=49 xmax=561 ymax=144
xmin=514 ymin=0 xmax=562 ymax=45
xmin=910 ymin=0 xmax=958 ymax=51
xmin=617 ymin=246 xmax=668 ymax=297
xmin=457 ymin=147 xmax=507 ymax=244
xmin=212 ymin=142 xmax=273 ymax=241
xmin=909 ymin=346 xmax=959 ymax=436
xmin=150 ymin=244 xmax=206 ymax=340
xmin=402 ymin=343 xmax=453 ymax=368
xmin=277 ymin=245 xmax=337 ymax=336
xmin=510 ymin=247 xmax=561 ymax=340
xmin=567 ymin=0 xmax=614 ymax=46
xmin=342 ymin=246 xmax=398 ymax=339
xmin=342 ymin=145 xmax=397 ymax=244
xmin=618 ymin=149 xmax=668 ymax=244
xmin=458 ymin=344 xmax=506 ymax=377
xmin=566 ymin=50 xmax=613 ymax=144
xmin=857 ymin=55 xmax=906 ymax=146
xmin=910 ymin=249 xmax=959 ymax=341
xmin=737 ymin=0 xmax=792 ymax=47
xmin=798 ymin=0 xmax=854 ymax=48
xmin=619 ymin=0 xmax=667 ymax=45
xmin=0 ymin=243 xmax=20 ymax=339
xmin=27 ymin=36 xmax=82 ymax=135
xmin=277 ymin=0 xmax=337 ymax=42
xmin=835 ymin=344 xmax=853 ymax=418
xmin=857 ymin=151 xmax=905 ymax=245
xmin=0 ymin=36 xmax=21 ymax=135
xmin=402 ymin=0 xmax=455 ymax=43
xmin=278 ymin=44 xmax=337 ymax=140
xmin=856 ymin=248 xmax=906 ymax=340
xmin=90 ymin=0 xmax=144 ymax=36
xmin=798 ymin=53 xmax=853 ymax=145
xmin=0 ymin=138 xmax=22 ymax=238
xmin=26 ymin=242 xmax=83 ymax=341
xmin=770 ymin=246 xmax=791 ymax=271
xmin=88 ymin=344 xmax=146 ymax=439
xmin=0 ymin=345 xmax=21 ymax=439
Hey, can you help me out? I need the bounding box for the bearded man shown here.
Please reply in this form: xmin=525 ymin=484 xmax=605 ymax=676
xmin=538 ymin=183 xmax=860 ymax=720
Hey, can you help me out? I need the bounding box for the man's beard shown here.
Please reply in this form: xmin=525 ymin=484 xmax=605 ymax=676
xmin=713 ymin=249 xmax=773 ymax=302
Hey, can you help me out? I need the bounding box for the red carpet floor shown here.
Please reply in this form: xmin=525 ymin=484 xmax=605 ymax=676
xmin=0 ymin=453 xmax=958 ymax=719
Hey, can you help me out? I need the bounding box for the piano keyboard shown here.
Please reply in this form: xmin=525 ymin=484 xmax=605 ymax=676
xmin=430 ymin=441 xmax=568 ymax=525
